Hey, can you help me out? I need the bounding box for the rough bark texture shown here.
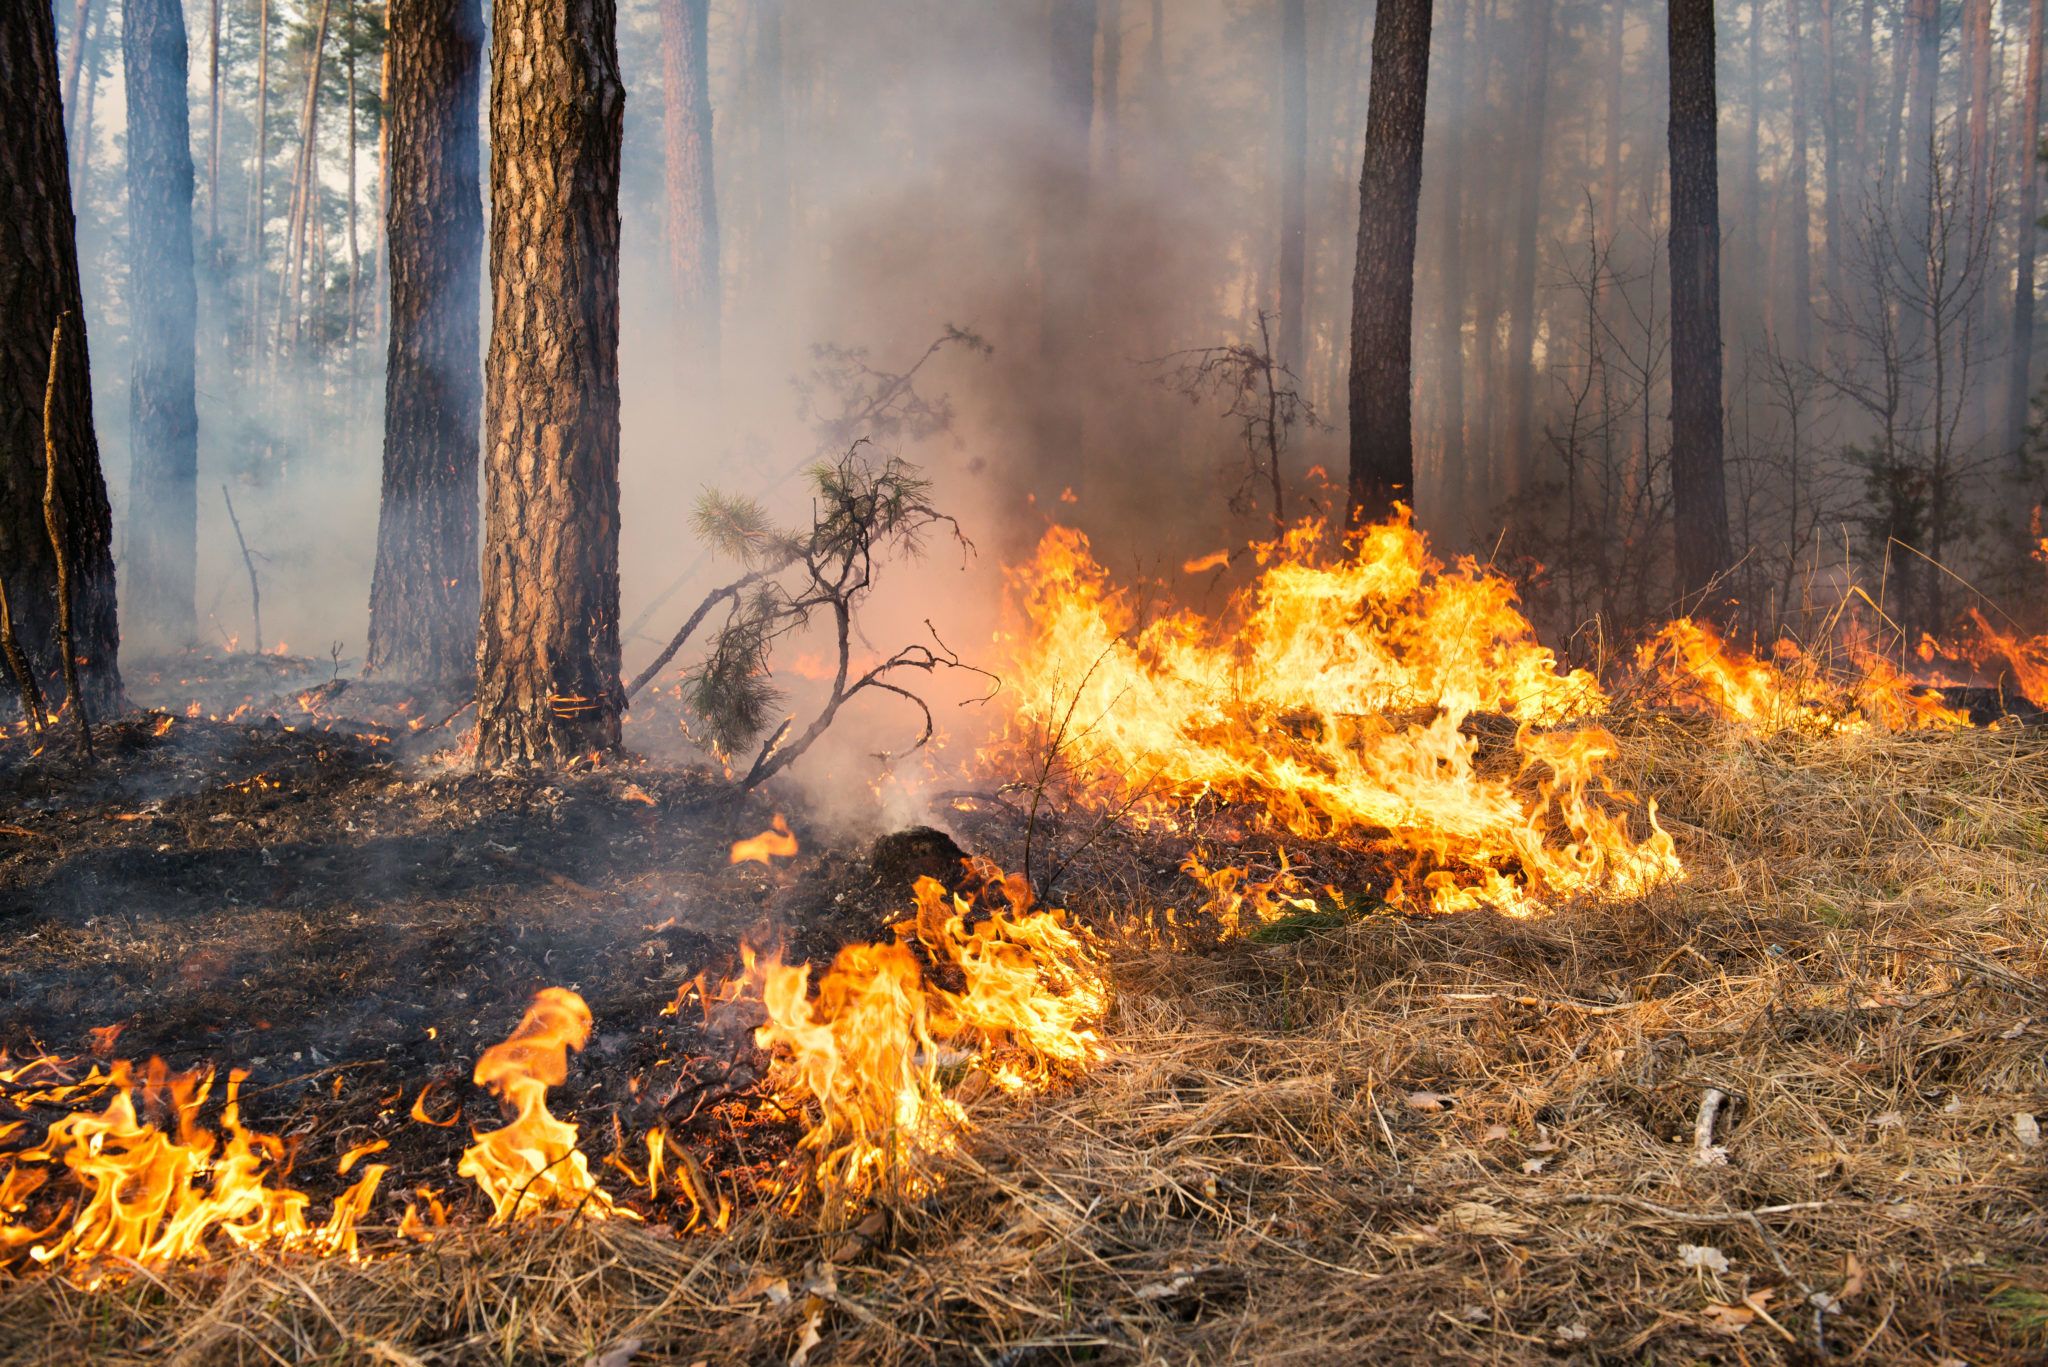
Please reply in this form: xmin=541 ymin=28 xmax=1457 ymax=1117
xmin=122 ymin=0 xmax=201 ymax=649
xmin=1277 ymin=0 xmax=1307 ymax=373
xmin=367 ymin=0 xmax=483 ymax=689
xmin=1667 ymin=0 xmax=1733 ymax=608
xmin=660 ymin=0 xmax=719 ymax=367
xmin=0 ymin=1 xmax=121 ymax=713
xmin=2009 ymin=0 xmax=2046 ymax=461
xmin=1347 ymin=0 xmax=1433 ymax=524
xmin=475 ymin=0 xmax=625 ymax=766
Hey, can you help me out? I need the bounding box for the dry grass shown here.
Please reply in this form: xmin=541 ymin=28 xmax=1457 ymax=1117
xmin=4 ymin=719 xmax=2047 ymax=1364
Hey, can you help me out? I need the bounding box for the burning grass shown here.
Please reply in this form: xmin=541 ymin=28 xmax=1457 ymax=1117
xmin=1 ymin=718 xmax=2044 ymax=1362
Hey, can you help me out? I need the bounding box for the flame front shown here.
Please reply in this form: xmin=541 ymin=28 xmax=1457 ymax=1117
xmin=1639 ymin=618 xmax=1969 ymax=733
xmin=993 ymin=513 xmax=1679 ymax=914
xmin=457 ymin=988 xmax=631 ymax=1224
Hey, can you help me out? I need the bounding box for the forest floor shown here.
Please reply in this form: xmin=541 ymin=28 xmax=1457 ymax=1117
xmin=0 ymin=650 xmax=2045 ymax=1364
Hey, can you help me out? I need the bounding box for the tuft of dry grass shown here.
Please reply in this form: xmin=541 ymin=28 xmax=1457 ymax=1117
xmin=3 ymin=719 xmax=2046 ymax=1364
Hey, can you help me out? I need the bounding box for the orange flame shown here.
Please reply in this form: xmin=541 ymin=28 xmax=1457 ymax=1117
xmin=457 ymin=989 xmax=631 ymax=1224
xmin=1639 ymin=619 xmax=1968 ymax=733
xmin=729 ymin=813 xmax=799 ymax=865
xmin=992 ymin=513 xmax=1677 ymax=915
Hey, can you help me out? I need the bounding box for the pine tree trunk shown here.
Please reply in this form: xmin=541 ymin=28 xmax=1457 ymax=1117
xmin=1503 ymin=0 xmax=1553 ymax=497
xmin=122 ymin=0 xmax=201 ymax=649
xmin=1744 ymin=0 xmax=1765 ymax=343
xmin=0 ymin=0 xmax=122 ymax=714
xmin=207 ymin=0 xmax=221 ymax=246
xmin=1819 ymin=0 xmax=1844 ymax=324
xmin=1346 ymin=0 xmax=1433 ymax=524
xmin=62 ymin=0 xmax=92 ymax=122
xmin=1785 ymin=0 xmax=1814 ymax=365
xmin=368 ymin=0 xmax=483 ymax=690
xmin=1668 ymin=0 xmax=1733 ymax=609
xmin=2009 ymin=0 xmax=2046 ymax=461
xmin=1278 ymin=0 xmax=1307 ymax=374
xmin=659 ymin=0 xmax=719 ymax=368
xmin=1433 ymin=0 xmax=1469 ymax=503
xmin=1899 ymin=0 xmax=1938 ymax=356
xmin=1601 ymin=0 xmax=1625 ymax=238
xmin=249 ymin=0 xmax=271 ymax=350
xmin=475 ymin=0 xmax=626 ymax=766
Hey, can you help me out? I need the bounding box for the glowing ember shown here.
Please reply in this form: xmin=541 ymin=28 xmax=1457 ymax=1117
xmin=993 ymin=512 xmax=1678 ymax=914
xmin=458 ymin=989 xmax=632 ymax=1224
xmin=730 ymin=813 xmax=800 ymax=865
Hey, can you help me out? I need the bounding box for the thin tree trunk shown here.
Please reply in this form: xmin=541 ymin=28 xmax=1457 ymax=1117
xmin=346 ymin=0 xmax=361 ymax=358
xmin=1503 ymin=0 xmax=1553 ymax=497
xmin=476 ymin=0 xmax=627 ymax=766
xmin=1602 ymin=0 xmax=1625 ymax=238
xmin=2009 ymin=0 xmax=2046 ymax=460
xmin=1434 ymin=0 xmax=1470 ymax=510
xmin=1745 ymin=0 xmax=1765 ymax=342
xmin=250 ymin=0 xmax=271 ymax=350
xmin=1347 ymin=0 xmax=1434 ymax=523
xmin=1786 ymin=0 xmax=1814 ymax=364
xmin=69 ymin=3 xmax=103 ymax=194
xmin=1278 ymin=0 xmax=1307 ymax=373
xmin=1900 ymin=0 xmax=1939 ymax=357
xmin=123 ymin=0 xmax=201 ymax=649
xmin=0 ymin=0 xmax=122 ymax=713
xmin=207 ymin=0 xmax=221 ymax=246
xmin=1668 ymin=0 xmax=1734 ymax=609
xmin=1819 ymin=0 xmax=1844 ymax=322
xmin=368 ymin=0 xmax=482 ymax=689
xmin=62 ymin=0 xmax=92 ymax=123
xmin=277 ymin=0 xmax=333 ymax=356
xmin=660 ymin=0 xmax=719 ymax=370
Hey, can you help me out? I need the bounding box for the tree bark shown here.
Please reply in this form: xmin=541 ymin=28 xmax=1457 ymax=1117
xmin=0 ymin=1 xmax=121 ymax=713
xmin=122 ymin=0 xmax=201 ymax=648
xmin=1278 ymin=0 xmax=1307 ymax=374
xmin=660 ymin=0 xmax=719 ymax=369
xmin=2009 ymin=0 xmax=2046 ymax=461
xmin=368 ymin=0 xmax=483 ymax=690
xmin=1347 ymin=0 xmax=1433 ymax=524
xmin=1503 ymin=0 xmax=1553 ymax=496
xmin=1668 ymin=0 xmax=1733 ymax=609
xmin=475 ymin=0 xmax=626 ymax=766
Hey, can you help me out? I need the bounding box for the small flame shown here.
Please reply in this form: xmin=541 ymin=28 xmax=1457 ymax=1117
xmin=730 ymin=813 xmax=799 ymax=865
xmin=457 ymin=989 xmax=631 ymax=1224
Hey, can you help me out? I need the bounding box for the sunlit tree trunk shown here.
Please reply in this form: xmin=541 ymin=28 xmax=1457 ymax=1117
xmin=1347 ymin=0 xmax=1433 ymax=524
xmin=2009 ymin=0 xmax=2046 ymax=462
xmin=0 ymin=0 xmax=122 ymax=713
xmin=368 ymin=0 xmax=483 ymax=690
xmin=660 ymin=0 xmax=719 ymax=369
xmin=475 ymin=0 xmax=626 ymax=766
xmin=122 ymin=0 xmax=200 ymax=649
xmin=1668 ymin=0 xmax=1733 ymax=610
xmin=1278 ymin=0 xmax=1307 ymax=374
xmin=1503 ymin=0 xmax=1553 ymax=497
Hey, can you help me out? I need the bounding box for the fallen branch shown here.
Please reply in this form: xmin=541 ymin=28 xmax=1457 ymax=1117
xmin=1692 ymin=1087 xmax=1730 ymax=1166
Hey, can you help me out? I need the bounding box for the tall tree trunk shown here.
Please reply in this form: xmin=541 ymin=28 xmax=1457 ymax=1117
xmin=346 ymin=0 xmax=361 ymax=358
xmin=1278 ymin=0 xmax=1307 ymax=373
xmin=2008 ymin=0 xmax=2046 ymax=461
xmin=249 ymin=0 xmax=271 ymax=349
xmin=476 ymin=0 xmax=626 ymax=766
xmin=1884 ymin=0 xmax=1911 ymax=196
xmin=1900 ymin=0 xmax=1938 ymax=356
xmin=62 ymin=0 xmax=92 ymax=123
xmin=1745 ymin=0 xmax=1765 ymax=342
xmin=207 ymin=0 xmax=221 ymax=245
xmin=1668 ymin=0 xmax=1734 ymax=609
xmin=0 ymin=0 xmax=122 ymax=713
xmin=1503 ymin=0 xmax=1553 ymax=497
xmin=1601 ymin=0 xmax=1625 ymax=238
xmin=1347 ymin=0 xmax=1434 ymax=524
xmin=69 ymin=2 xmax=103 ymax=194
xmin=1434 ymin=0 xmax=1470 ymax=509
xmin=368 ymin=0 xmax=483 ymax=689
xmin=1786 ymin=0 xmax=1815 ymax=364
xmin=1819 ymin=0 xmax=1844 ymax=320
xmin=276 ymin=0 xmax=332 ymax=356
xmin=122 ymin=0 xmax=201 ymax=649
xmin=660 ymin=0 xmax=719 ymax=369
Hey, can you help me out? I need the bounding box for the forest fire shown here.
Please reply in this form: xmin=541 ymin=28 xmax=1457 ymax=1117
xmin=993 ymin=511 xmax=1681 ymax=914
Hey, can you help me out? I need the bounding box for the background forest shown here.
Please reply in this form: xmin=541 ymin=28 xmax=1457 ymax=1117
xmin=54 ymin=0 xmax=2048 ymax=673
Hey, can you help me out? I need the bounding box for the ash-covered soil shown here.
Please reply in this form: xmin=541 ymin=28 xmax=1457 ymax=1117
xmin=0 ymin=651 xmax=1001 ymax=1220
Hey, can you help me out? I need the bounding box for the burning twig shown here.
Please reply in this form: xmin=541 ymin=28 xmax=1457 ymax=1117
xmin=220 ymin=483 xmax=263 ymax=654
xmin=41 ymin=314 xmax=90 ymax=758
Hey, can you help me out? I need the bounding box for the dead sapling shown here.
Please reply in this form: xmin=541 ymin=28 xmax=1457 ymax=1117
xmin=42 ymin=313 xmax=91 ymax=757
xmin=632 ymin=445 xmax=994 ymax=789
xmin=1148 ymin=309 xmax=1321 ymax=532
xmin=220 ymin=484 xmax=265 ymax=653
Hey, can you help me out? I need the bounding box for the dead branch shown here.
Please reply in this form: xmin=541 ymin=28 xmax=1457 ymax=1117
xmin=221 ymin=484 xmax=263 ymax=652
xmin=624 ymin=567 xmax=770 ymax=703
